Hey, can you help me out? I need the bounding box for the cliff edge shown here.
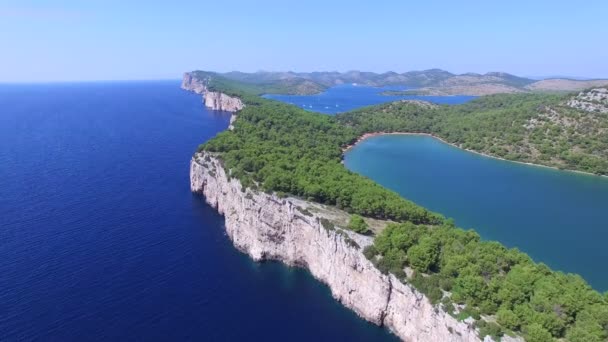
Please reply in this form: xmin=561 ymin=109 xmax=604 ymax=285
xmin=181 ymin=72 xmax=244 ymax=112
xmin=190 ymin=151 xmax=500 ymax=342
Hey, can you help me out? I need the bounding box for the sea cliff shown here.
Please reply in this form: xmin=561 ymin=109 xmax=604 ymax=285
xmin=190 ymin=151 xmax=496 ymax=342
xmin=181 ymin=72 xmax=244 ymax=112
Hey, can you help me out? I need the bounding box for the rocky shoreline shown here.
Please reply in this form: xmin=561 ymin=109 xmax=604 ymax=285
xmin=183 ymin=74 xmax=528 ymax=341
xmin=190 ymin=151 xmax=488 ymax=342
xmin=181 ymin=72 xmax=244 ymax=112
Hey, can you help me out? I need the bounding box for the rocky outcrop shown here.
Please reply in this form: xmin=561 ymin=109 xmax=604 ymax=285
xmin=228 ymin=114 xmax=238 ymax=131
xmin=567 ymin=88 xmax=608 ymax=114
xmin=181 ymin=72 xmax=208 ymax=95
xmin=181 ymin=72 xmax=244 ymax=112
xmin=202 ymin=92 xmax=244 ymax=112
xmin=190 ymin=151 xmax=487 ymax=342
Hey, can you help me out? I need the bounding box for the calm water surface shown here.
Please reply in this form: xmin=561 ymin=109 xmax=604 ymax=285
xmin=345 ymin=135 xmax=608 ymax=291
xmin=269 ymin=87 xmax=608 ymax=291
xmin=0 ymin=82 xmax=398 ymax=341
xmin=264 ymin=84 xmax=476 ymax=113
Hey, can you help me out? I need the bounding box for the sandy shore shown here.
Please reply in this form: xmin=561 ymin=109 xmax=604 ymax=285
xmin=342 ymin=131 xmax=606 ymax=178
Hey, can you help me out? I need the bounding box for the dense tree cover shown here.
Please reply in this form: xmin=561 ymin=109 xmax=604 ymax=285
xmin=338 ymin=93 xmax=608 ymax=175
xmin=348 ymin=214 xmax=370 ymax=234
xmin=365 ymin=222 xmax=608 ymax=341
xmin=192 ymin=69 xmax=539 ymax=95
xmin=192 ymin=71 xmax=324 ymax=96
xmin=201 ymin=98 xmax=442 ymax=225
xmin=195 ymin=75 xmax=607 ymax=341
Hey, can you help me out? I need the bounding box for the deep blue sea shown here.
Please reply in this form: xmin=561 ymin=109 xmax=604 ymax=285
xmin=264 ymin=84 xmax=476 ymax=114
xmin=0 ymin=81 xmax=398 ymax=341
xmin=345 ymin=135 xmax=608 ymax=291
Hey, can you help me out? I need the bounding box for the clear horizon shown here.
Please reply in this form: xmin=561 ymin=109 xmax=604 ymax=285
xmin=2 ymin=0 xmax=607 ymax=82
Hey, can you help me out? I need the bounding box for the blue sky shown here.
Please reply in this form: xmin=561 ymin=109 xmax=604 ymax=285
xmin=1 ymin=0 xmax=607 ymax=82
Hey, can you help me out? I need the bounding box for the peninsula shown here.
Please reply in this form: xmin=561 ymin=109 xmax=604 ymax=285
xmin=184 ymin=70 xmax=608 ymax=342
xmin=182 ymin=70 xmax=608 ymax=97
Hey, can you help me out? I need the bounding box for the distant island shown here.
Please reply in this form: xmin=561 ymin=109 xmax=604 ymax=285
xmin=184 ymin=70 xmax=608 ymax=342
xmin=185 ymin=69 xmax=608 ymax=96
xmin=379 ymin=75 xmax=608 ymax=96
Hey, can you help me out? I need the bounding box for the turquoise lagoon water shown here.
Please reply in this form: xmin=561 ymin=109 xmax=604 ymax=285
xmin=344 ymin=135 xmax=608 ymax=291
xmin=269 ymin=85 xmax=607 ymax=290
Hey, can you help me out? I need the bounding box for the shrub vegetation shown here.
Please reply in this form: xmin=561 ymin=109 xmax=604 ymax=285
xmin=338 ymin=94 xmax=608 ymax=175
xmin=195 ymin=73 xmax=608 ymax=341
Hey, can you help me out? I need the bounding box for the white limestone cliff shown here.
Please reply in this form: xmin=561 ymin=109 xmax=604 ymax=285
xmin=190 ymin=151 xmax=495 ymax=342
xmin=181 ymin=72 xmax=244 ymax=112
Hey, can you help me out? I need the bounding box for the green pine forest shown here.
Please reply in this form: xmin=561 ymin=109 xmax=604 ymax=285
xmin=339 ymin=94 xmax=608 ymax=175
xmin=196 ymin=72 xmax=608 ymax=342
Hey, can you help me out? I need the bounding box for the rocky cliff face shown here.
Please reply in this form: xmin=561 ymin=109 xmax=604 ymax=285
xmin=190 ymin=151 xmax=488 ymax=342
xmin=181 ymin=72 xmax=244 ymax=112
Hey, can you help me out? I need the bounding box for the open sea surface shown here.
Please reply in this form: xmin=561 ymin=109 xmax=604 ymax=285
xmin=0 ymin=81 xmax=398 ymax=341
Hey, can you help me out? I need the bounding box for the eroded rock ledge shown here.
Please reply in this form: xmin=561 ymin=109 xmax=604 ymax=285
xmin=190 ymin=151 xmax=491 ymax=342
xmin=181 ymin=72 xmax=244 ymax=112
